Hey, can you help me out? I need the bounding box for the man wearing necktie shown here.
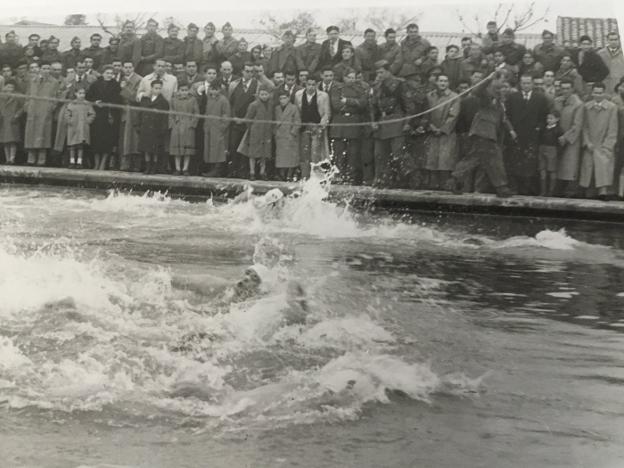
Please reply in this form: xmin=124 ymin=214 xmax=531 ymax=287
xmin=504 ymin=73 xmax=549 ymax=195
xmin=598 ymin=32 xmax=624 ymax=96
xmin=318 ymin=26 xmax=352 ymax=72
xmin=580 ymin=82 xmax=618 ymax=199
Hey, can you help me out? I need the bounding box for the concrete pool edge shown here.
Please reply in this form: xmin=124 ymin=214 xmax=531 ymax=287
xmin=2 ymin=165 xmax=624 ymax=222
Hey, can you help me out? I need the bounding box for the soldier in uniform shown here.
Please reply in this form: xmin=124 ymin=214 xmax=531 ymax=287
xmin=356 ymin=71 xmax=375 ymax=184
xmin=136 ymin=19 xmax=164 ymax=77
xmin=370 ymin=60 xmax=409 ymax=187
xmin=401 ymin=70 xmax=430 ymax=189
xmin=329 ymin=68 xmax=368 ymax=184
xmin=161 ymin=24 xmax=185 ymax=69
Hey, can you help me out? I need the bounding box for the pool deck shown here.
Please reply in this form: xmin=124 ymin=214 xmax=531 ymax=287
xmin=2 ymin=165 xmax=624 ymax=222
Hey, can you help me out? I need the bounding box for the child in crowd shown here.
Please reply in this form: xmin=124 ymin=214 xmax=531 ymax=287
xmin=202 ymin=82 xmax=231 ymax=177
xmin=538 ymin=110 xmax=564 ymax=196
xmin=239 ymin=84 xmax=273 ymax=180
xmin=0 ymin=81 xmax=24 ymax=164
xmin=137 ymin=80 xmax=170 ymax=174
xmin=169 ymin=82 xmax=199 ymax=176
xmin=65 ymin=87 xmax=95 ymax=168
xmin=274 ymin=90 xmax=301 ymax=181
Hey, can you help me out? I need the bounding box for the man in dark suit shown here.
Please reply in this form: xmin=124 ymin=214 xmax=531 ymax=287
xmin=318 ymin=68 xmax=336 ymax=94
xmin=318 ymin=26 xmax=352 ymax=72
xmin=505 ymin=74 xmax=550 ymax=195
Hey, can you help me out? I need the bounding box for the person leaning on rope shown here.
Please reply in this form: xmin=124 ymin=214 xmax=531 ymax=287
xmin=445 ymin=72 xmax=514 ymax=198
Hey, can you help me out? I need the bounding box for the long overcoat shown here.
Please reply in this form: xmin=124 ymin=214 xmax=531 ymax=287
xmin=424 ymin=89 xmax=460 ymax=171
xmin=580 ymin=100 xmax=619 ymax=188
xmin=238 ymin=99 xmax=273 ymax=160
xmin=24 ymin=75 xmax=60 ymax=149
xmin=203 ymin=94 xmax=231 ymax=164
xmin=274 ymin=102 xmax=301 ymax=168
xmin=553 ymin=94 xmax=584 ymax=181
xmin=137 ymin=94 xmax=170 ymax=154
xmin=169 ymin=95 xmax=199 ymax=156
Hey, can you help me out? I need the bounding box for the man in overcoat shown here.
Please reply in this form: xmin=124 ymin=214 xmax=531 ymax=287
xmin=580 ymin=82 xmax=619 ymax=198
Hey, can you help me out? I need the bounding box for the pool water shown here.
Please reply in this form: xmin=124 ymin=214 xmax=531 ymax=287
xmin=1 ymin=178 xmax=624 ymax=468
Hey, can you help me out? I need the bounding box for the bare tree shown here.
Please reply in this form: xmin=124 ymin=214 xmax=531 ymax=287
xmin=95 ymin=12 xmax=159 ymax=37
xmin=257 ymin=11 xmax=319 ymax=42
xmin=456 ymin=1 xmax=550 ymax=37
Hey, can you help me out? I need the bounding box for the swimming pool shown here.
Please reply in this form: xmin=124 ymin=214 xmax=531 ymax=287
xmin=1 ymin=179 xmax=624 ymax=468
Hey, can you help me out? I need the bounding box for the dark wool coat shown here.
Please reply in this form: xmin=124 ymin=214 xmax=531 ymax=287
xmin=137 ymin=94 xmax=170 ymax=154
xmin=86 ymin=78 xmax=122 ymax=153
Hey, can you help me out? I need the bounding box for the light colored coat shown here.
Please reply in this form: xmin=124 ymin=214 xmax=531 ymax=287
xmin=425 ymin=89 xmax=460 ymax=171
xmin=24 ymin=76 xmax=60 ymax=149
xmin=238 ymin=99 xmax=274 ymax=160
xmin=169 ymin=96 xmax=199 ymax=157
xmin=294 ymin=88 xmax=331 ymax=162
xmin=119 ymin=72 xmax=143 ymax=156
xmin=203 ymin=94 xmax=231 ymax=164
xmin=274 ymin=102 xmax=301 ymax=168
xmin=0 ymin=95 xmax=24 ymax=143
xmin=554 ymin=94 xmax=584 ymax=181
xmin=598 ymin=47 xmax=624 ymax=96
xmin=65 ymin=101 xmax=95 ymax=146
xmin=580 ymin=99 xmax=619 ymax=188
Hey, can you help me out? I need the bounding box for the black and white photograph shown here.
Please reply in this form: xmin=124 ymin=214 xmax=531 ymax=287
xmin=1 ymin=0 xmax=624 ymax=466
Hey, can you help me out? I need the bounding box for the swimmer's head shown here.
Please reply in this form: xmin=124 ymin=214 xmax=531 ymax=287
xmin=262 ymin=188 xmax=284 ymax=207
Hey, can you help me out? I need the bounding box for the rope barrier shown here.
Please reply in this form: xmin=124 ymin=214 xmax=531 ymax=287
xmin=0 ymin=70 xmax=495 ymax=128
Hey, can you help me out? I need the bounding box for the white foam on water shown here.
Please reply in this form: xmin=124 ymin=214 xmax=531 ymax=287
xmin=0 ymin=235 xmax=483 ymax=426
xmin=546 ymin=292 xmax=580 ymax=299
xmin=492 ymin=229 xmax=590 ymax=250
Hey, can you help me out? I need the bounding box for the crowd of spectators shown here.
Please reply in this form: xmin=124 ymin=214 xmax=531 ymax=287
xmin=1 ymin=18 xmax=623 ymax=199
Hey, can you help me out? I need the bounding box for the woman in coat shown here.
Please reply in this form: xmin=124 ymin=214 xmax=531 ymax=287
xmin=86 ymin=66 xmax=122 ymax=170
xmin=274 ymin=89 xmax=301 ymax=181
xmin=202 ymin=82 xmax=231 ymax=177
